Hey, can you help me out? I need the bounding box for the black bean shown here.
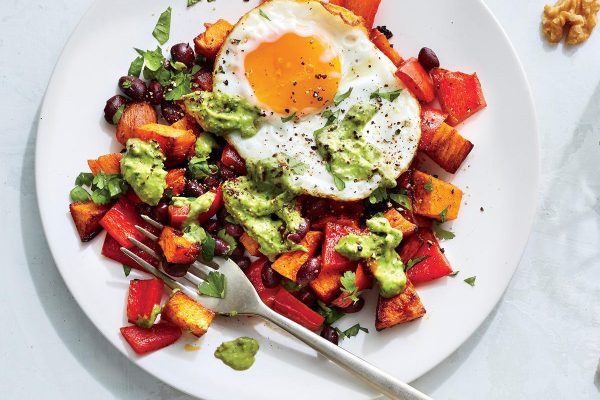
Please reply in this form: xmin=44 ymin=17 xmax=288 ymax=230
xmin=287 ymin=218 xmax=309 ymax=243
xmin=103 ymin=95 xmax=128 ymax=124
xmin=261 ymin=263 xmax=281 ymax=288
xmin=163 ymin=263 xmax=189 ymax=277
xmin=161 ymin=101 xmax=185 ymax=124
xmin=170 ymin=43 xmax=195 ymax=68
xmin=191 ymin=68 xmax=213 ymax=91
xmin=418 ymin=47 xmax=440 ymax=72
xmin=304 ymin=198 xmax=328 ymax=221
xmin=152 ymin=202 xmax=170 ymax=225
xmin=184 ymin=179 xmax=206 ymax=197
xmin=217 ymin=208 xmax=230 ymax=223
xmin=293 ymin=286 xmax=317 ymax=308
xmin=213 ymin=237 xmax=231 ymax=256
xmin=376 ymin=25 xmax=394 ymax=39
xmin=340 ymin=297 xmax=365 ymax=314
xmin=204 ymin=219 xmax=221 ymax=234
xmin=219 ymin=163 xmax=237 ymax=180
xmin=203 ymin=174 xmax=222 ymax=189
xmin=118 ymin=76 xmax=148 ymax=102
xmin=320 ymin=326 xmax=339 ymax=345
xmin=147 ymin=80 xmax=164 ymax=105
xmin=296 ymin=257 xmax=321 ymax=285
xmin=232 ymin=255 xmax=250 ymax=270
xmin=224 ymin=223 xmax=244 ymax=238
xmin=230 ymin=245 xmax=244 ymax=258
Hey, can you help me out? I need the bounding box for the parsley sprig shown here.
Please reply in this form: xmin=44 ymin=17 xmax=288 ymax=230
xmin=340 ymin=271 xmax=361 ymax=303
xmin=198 ymin=271 xmax=226 ymax=298
xmin=316 ymin=301 xmax=345 ymax=325
xmin=432 ymin=221 xmax=455 ymax=240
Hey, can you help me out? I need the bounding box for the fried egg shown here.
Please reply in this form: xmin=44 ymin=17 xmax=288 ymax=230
xmin=213 ymin=0 xmax=421 ymax=200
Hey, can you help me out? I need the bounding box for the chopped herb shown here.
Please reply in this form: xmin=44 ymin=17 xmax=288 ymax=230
xmin=75 ymin=172 xmax=94 ymax=187
xmin=368 ymin=187 xmax=388 ymax=204
xmin=201 ymin=234 xmax=216 ymax=261
xmin=370 ymin=89 xmax=402 ymax=102
xmin=152 ymin=7 xmax=172 ymax=45
xmin=449 ymin=271 xmax=460 ymax=277
xmin=259 ymin=9 xmax=271 ymax=20
xmin=336 ymin=323 xmax=369 ymax=340
xmin=121 ymin=79 xmax=132 ymax=89
xmin=137 ymin=46 xmax=165 ymax=72
xmin=123 ymin=264 xmax=132 ymax=277
xmin=128 ymin=56 xmax=144 ymax=77
xmin=325 ymin=164 xmax=345 ymax=190
xmin=164 ymin=71 xmax=193 ymax=101
xmin=69 ymin=186 xmax=91 ymax=202
xmin=321 ymin=109 xmax=340 ymax=126
xmin=389 ymin=190 xmax=412 ymax=210
xmin=432 ymin=221 xmax=455 ymax=240
xmin=464 ymin=276 xmax=476 ymax=286
xmin=281 ymin=279 xmax=303 ymax=292
xmin=281 ymin=112 xmax=296 ymax=123
xmin=191 ymin=64 xmax=202 ymax=75
xmin=71 ymin=172 xmax=128 ymax=205
xmin=339 ymin=271 xmax=361 ymax=303
xmin=171 ymin=61 xmax=188 ymax=71
xmin=334 ymin=87 xmax=353 ymax=106
xmin=288 ymin=159 xmax=307 ymax=175
xmin=423 ymin=177 xmax=434 ymax=192
xmin=198 ymin=271 xmax=226 ymax=298
xmin=316 ymin=301 xmax=345 ymax=325
xmin=405 ymin=255 xmax=429 ymax=272
xmin=187 ymin=0 xmax=201 ymax=6
xmin=439 ymin=207 xmax=448 ymax=223
xmin=217 ymin=229 xmax=237 ymax=256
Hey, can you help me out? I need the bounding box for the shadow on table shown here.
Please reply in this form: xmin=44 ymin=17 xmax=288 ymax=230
xmin=21 ymin=106 xmax=195 ymax=400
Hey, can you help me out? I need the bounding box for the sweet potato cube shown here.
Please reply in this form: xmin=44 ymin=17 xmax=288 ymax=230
xmin=412 ymin=171 xmax=462 ymax=221
xmin=88 ymin=153 xmax=123 ymax=175
xmin=194 ymin=19 xmax=233 ymax=60
xmin=271 ymin=231 xmax=323 ymax=281
xmin=431 ymin=68 xmax=487 ymax=126
xmin=240 ymin=233 xmax=261 ymax=257
xmin=158 ymin=226 xmax=200 ymax=265
xmin=310 ymin=270 xmax=342 ymax=303
xmin=419 ymin=107 xmax=448 ymax=152
xmin=424 ymin=122 xmax=474 ymax=173
xmin=370 ymin=28 xmax=403 ymax=66
xmin=133 ymin=123 xmax=195 ymax=166
xmin=171 ymin=116 xmax=201 ymax=136
xmin=116 ymin=102 xmax=157 ymax=145
xmin=165 ymin=169 xmax=186 ymax=196
xmin=69 ymin=201 xmax=111 ymax=242
xmin=162 ymin=291 xmax=215 ymax=337
xmin=383 ymin=208 xmax=417 ymax=237
xmin=375 ymin=280 xmax=426 ymax=330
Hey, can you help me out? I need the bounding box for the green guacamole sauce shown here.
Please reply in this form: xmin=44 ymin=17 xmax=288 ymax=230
xmin=335 ymin=216 xmax=406 ymax=298
xmin=222 ymin=155 xmax=305 ymax=261
xmin=171 ymin=192 xmax=216 ymax=243
xmin=120 ymin=139 xmax=167 ymax=206
xmin=214 ymin=337 xmax=259 ymax=371
xmin=182 ymin=91 xmax=262 ymax=138
xmin=315 ymin=103 xmax=396 ymax=188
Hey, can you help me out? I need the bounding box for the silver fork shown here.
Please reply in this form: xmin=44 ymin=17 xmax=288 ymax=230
xmin=121 ymin=215 xmax=432 ymax=400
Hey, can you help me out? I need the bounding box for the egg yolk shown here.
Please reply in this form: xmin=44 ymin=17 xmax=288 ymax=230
xmin=244 ymin=32 xmax=341 ymax=115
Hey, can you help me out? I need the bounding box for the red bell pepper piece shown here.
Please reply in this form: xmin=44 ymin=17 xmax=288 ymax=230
xmin=127 ymin=279 xmax=164 ymax=327
xmin=322 ymin=222 xmax=362 ymax=273
xmin=120 ymin=323 xmax=182 ymax=355
xmin=395 ymin=58 xmax=436 ymax=103
xmin=245 ymin=257 xmax=281 ymax=308
xmin=430 ymin=68 xmax=487 ymax=126
xmin=419 ymin=107 xmax=449 ymax=151
xmin=101 ymin=233 xmax=160 ymax=271
xmin=272 ymin=288 xmax=325 ymax=331
xmin=311 ymin=215 xmax=360 ymax=231
xmin=168 ymin=186 xmax=223 ymax=229
xmin=331 ymin=263 xmax=373 ymax=308
xmin=402 ymin=229 xmax=453 ymax=284
xmin=342 ymin=0 xmax=382 ymax=30
xmin=99 ymin=198 xmax=153 ymax=249
xmin=220 ymin=144 xmax=247 ymax=175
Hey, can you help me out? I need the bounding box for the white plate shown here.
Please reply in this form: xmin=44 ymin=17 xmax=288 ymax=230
xmin=35 ymin=0 xmax=538 ymax=399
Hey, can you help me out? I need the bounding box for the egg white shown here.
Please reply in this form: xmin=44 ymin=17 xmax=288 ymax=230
xmin=213 ymin=0 xmax=421 ymax=200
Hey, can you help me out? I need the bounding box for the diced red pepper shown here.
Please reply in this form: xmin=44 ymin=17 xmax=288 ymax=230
xmin=127 ymin=279 xmax=164 ymax=326
xmin=402 ymin=229 xmax=453 ymax=284
xmin=342 ymin=0 xmax=382 ymax=30
xmin=370 ymin=28 xmax=403 ymax=66
xmin=120 ymin=323 xmax=182 ymax=355
xmin=430 ymin=68 xmax=487 ymax=126
xmin=101 ymin=234 xmax=160 ymax=271
xmin=272 ymin=288 xmax=325 ymax=331
xmin=311 ymin=215 xmax=360 ymax=231
xmin=168 ymin=186 xmax=223 ymax=229
xmin=331 ymin=263 xmax=373 ymax=308
xmin=419 ymin=107 xmax=449 ymax=151
xmin=395 ymin=58 xmax=435 ymax=103
xmin=245 ymin=257 xmax=281 ymax=308
xmin=322 ymin=222 xmax=362 ymax=273
xmin=99 ymin=198 xmax=153 ymax=249
xmin=220 ymin=144 xmax=247 ymax=175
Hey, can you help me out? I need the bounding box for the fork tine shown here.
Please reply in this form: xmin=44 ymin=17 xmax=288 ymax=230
xmin=141 ymin=214 xmax=164 ymax=229
xmin=120 ymin=247 xmax=190 ymax=294
xmin=128 ymin=237 xmax=161 ymax=259
xmin=135 ymin=225 xmax=158 ymax=242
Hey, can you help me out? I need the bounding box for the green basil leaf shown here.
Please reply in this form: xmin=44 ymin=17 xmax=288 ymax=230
xmin=128 ymin=55 xmax=144 ymax=77
xmin=152 ymin=7 xmax=172 ymax=45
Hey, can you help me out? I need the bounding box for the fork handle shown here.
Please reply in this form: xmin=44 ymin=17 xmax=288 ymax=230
xmin=259 ymin=307 xmax=432 ymax=400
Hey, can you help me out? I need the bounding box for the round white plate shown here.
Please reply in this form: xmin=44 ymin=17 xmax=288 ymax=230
xmin=36 ymin=0 xmax=538 ymax=399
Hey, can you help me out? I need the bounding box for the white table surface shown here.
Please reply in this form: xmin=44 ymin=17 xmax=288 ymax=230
xmin=1 ymin=0 xmax=599 ymax=398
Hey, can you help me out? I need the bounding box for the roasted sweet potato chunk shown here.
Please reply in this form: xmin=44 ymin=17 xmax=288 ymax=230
xmin=87 ymin=153 xmax=123 ymax=175
xmin=383 ymin=208 xmax=417 ymax=237
xmin=158 ymin=226 xmax=200 ymax=264
xmin=375 ymin=280 xmax=426 ymax=330
xmin=165 ymin=169 xmax=186 ymax=196
xmin=194 ymin=19 xmax=233 ymax=60
xmin=310 ymin=270 xmax=342 ymax=303
xmin=412 ymin=171 xmax=463 ymax=221
xmin=240 ymin=233 xmax=261 ymax=257
xmin=370 ymin=28 xmax=403 ymax=66
xmin=271 ymin=231 xmax=323 ymax=281
xmin=162 ymin=291 xmax=215 ymax=337
xmin=423 ymin=122 xmax=474 ymax=173
xmin=133 ymin=123 xmax=195 ymax=166
xmin=116 ymin=102 xmax=157 ymax=145
xmin=69 ymin=201 xmax=111 ymax=241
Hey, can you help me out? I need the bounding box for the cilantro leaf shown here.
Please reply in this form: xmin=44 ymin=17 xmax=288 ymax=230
xmin=259 ymin=9 xmax=271 ymax=20
xmin=75 ymin=172 xmax=94 ymax=186
xmin=187 ymin=0 xmax=201 ymax=6
xmin=316 ymin=301 xmax=345 ymax=325
xmin=405 ymin=255 xmax=429 ymax=272
xmin=112 ymin=103 xmax=126 ymax=124
xmin=389 ymin=190 xmax=412 ymax=210
xmin=439 ymin=206 xmax=448 ymax=223
xmin=336 ymin=323 xmax=369 ymax=340
xmin=334 ymin=88 xmax=353 ymax=106
xmin=370 ymin=89 xmax=403 ymax=102
xmin=325 ymin=164 xmax=345 ymax=190
xmin=464 ymin=276 xmax=476 ymax=286
xmin=432 ymin=221 xmax=455 ymax=240
xmin=340 ymin=271 xmax=361 ymax=303
xmin=152 ymin=7 xmax=172 ymax=45
xmin=423 ymin=177 xmax=434 ymax=192
xmin=123 ymin=264 xmax=132 ymax=277
xmin=137 ymin=46 xmax=165 ymax=72
xmin=164 ymin=71 xmax=192 ymax=101
xmin=368 ymin=187 xmax=388 ymax=204
xmin=288 ymin=159 xmax=307 ymax=175
xmin=69 ymin=186 xmax=91 ymax=202
xmin=321 ymin=109 xmax=340 ymax=126
xmin=198 ymin=271 xmax=226 ymax=298
xmin=128 ymin=56 xmax=144 ymax=77
xmin=281 ymin=112 xmax=296 ymax=123
xmin=217 ymin=229 xmax=237 ymax=256
xmin=449 ymin=271 xmax=460 ymax=277
xmin=281 ymin=279 xmax=303 ymax=292
xmin=201 ymin=234 xmax=216 ymax=262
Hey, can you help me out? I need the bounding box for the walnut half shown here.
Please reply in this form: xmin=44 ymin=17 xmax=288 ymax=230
xmin=542 ymin=0 xmax=600 ymax=45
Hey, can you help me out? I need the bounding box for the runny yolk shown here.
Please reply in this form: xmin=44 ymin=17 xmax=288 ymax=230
xmin=244 ymin=32 xmax=342 ymax=115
